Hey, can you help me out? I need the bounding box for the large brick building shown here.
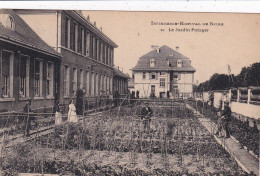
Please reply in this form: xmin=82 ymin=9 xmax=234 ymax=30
xmin=15 ymin=10 xmax=117 ymax=105
xmin=132 ymin=45 xmax=196 ymax=99
xmin=0 ymin=9 xmax=62 ymax=112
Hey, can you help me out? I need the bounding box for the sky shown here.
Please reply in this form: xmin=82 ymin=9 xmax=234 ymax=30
xmin=83 ymin=11 xmax=260 ymax=83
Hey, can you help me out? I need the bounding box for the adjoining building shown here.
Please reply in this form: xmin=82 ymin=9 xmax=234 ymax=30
xmin=132 ymin=45 xmax=196 ymax=99
xmin=15 ymin=10 xmax=118 ymax=105
xmin=0 ymin=9 xmax=62 ymax=112
xmin=113 ymin=67 xmax=130 ymax=96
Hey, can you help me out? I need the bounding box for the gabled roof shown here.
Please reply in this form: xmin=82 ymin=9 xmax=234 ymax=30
xmin=113 ymin=67 xmax=131 ymax=79
xmin=0 ymin=9 xmax=62 ymax=58
xmin=132 ymin=45 xmax=196 ymax=72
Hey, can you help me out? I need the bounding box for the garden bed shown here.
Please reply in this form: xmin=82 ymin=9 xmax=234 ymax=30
xmin=0 ymin=102 xmax=252 ymax=175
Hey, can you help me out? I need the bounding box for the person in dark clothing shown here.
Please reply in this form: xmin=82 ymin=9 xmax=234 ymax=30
xmin=140 ymin=103 xmax=153 ymax=133
xmin=215 ymin=101 xmax=231 ymax=138
xmin=23 ymin=99 xmax=33 ymax=136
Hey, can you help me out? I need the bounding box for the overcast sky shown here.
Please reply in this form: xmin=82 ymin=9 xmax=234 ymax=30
xmin=83 ymin=11 xmax=260 ymax=83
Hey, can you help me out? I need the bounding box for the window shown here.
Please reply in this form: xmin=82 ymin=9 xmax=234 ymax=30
xmin=95 ymin=73 xmax=99 ymax=95
xmin=6 ymin=16 xmax=15 ymax=30
xmin=79 ymin=69 xmax=83 ymax=89
xmin=97 ymin=39 xmax=100 ymax=61
xmin=34 ymin=59 xmax=43 ymax=97
xmin=91 ymin=72 xmax=95 ymax=96
xmin=64 ymin=66 xmax=70 ymax=96
xmin=92 ymin=36 xmax=96 ymax=59
xmin=86 ymin=32 xmax=90 ymax=56
xmin=19 ymin=55 xmax=29 ymax=97
xmin=46 ymin=62 xmax=54 ymax=97
xmin=143 ymin=72 xmax=146 ymax=79
xmin=151 ymin=85 xmax=155 ymax=93
xmin=106 ymin=77 xmax=109 ymax=94
xmin=73 ymin=68 xmax=77 ymax=95
xmin=100 ymin=42 xmax=103 ymax=63
xmin=70 ymin=21 xmax=75 ymax=51
xmin=160 ymin=78 xmax=166 ymax=87
xmin=1 ymin=51 xmax=13 ymax=98
xmin=74 ymin=23 xmax=78 ymax=52
xmin=104 ymin=76 xmax=107 ymax=94
xmin=65 ymin=17 xmax=70 ymax=48
xmin=177 ymin=59 xmax=182 ymax=67
xmin=78 ymin=26 xmax=82 ymax=53
xmin=82 ymin=29 xmax=85 ymax=55
xmin=173 ymin=74 xmax=178 ymax=81
xmin=150 ymin=59 xmax=155 ymax=67
xmin=85 ymin=71 xmax=89 ymax=95
xmin=151 ymin=73 xmax=156 ymax=79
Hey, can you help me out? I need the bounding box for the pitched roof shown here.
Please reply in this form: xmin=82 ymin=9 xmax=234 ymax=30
xmin=113 ymin=67 xmax=131 ymax=79
xmin=132 ymin=45 xmax=196 ymax=72
xmin=0 ymin=9 xmax=62 ymax=58
xmin=141 ymin=45 xmax=189 ymax=59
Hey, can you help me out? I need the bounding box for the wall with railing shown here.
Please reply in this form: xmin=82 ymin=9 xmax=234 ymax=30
xmin=194 ymin=86 xmax=260 ymax=119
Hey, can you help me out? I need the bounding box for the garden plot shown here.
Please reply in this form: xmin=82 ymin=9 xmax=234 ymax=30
xmin=0 ymin=102 xmax=250 ymax=175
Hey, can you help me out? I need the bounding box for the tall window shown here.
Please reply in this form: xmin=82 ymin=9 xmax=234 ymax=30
xmin=86 ymin=32 xmax=90 ymax=56
xmin=65 ymin=17 xmax=70 ymax=48
xmin=85 ymin=71 xmax=89 ymax=95
xmin=46 ymin=62 xmax=54 ymax=97
xmin=70 ymin=21 xmax=74 ymax=51
xmin=64 ymin=65 xmax=70 ymax=96
xmin=82 ymin=28 xmax=85 ymax=55
xmin=160 ymin=78 xmax=166 ymax=87
xmin=34 ymin=59 xmax=43 ymax=97
xmin=95 ymin=73 xmax=99 ymax=95
xmin=73 ymin=68 xmax=77 ymax=95
xmin=91 ymin=72 xmax=95 ymax=95
xmin=1 ymin=51 xmax=13 ymax=98
xmin=92 ymin=36 xmax=96 ymax=59
xmin=143 ymin=72 xmax=146 ymax=79
xmin=19 ymin=55 xmax=29 ymax=97
xmin=74 ymin=23 xmax=78 ymax=52
xmin=104 ymin=76 xmax=107 ymax=94
xmin=78 ymin=26 xmax=82 ymax=53
xmin=79 ymin=69 xmax=83 ymax=89
xmin=151 ymin=85 xmax=155 ymax=93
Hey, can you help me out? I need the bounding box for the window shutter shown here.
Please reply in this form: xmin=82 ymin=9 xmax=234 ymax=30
xmin=149 ymin=73 xmax=152 ymax=80
xmin=178 ymin=74 xmax=181 ymax=80
xmin=156 ymin=72 xmax=158 ymax=80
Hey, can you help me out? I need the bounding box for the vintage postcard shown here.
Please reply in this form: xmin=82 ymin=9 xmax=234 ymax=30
xmin=0 ymin=7 xmax=259 ymax=176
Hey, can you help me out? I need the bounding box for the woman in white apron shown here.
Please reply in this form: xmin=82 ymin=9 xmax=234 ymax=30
xmin=68 ymin=100 xmax=78 ymax=123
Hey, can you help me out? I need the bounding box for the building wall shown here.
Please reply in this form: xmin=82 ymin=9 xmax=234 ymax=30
xmin=134 ymin=71 xmax=170 ymax=98
xmin=173 ymin=72 xmax=193 ymax=96
xmin=16 ymin=10 xmax=116 ymax=106
xmin=0 ymin=41 xmax=59 ymax=112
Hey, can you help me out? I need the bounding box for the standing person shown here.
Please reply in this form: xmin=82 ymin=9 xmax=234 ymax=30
xmin=54 ymin=101 xmax=62 ymax=125
xmin=140 ymin=102 xmax=153 ymax=133
xmin=215 ymin=101 xmax=231 ymax=138
xmin=68 ymin=100 xmax=78 ymax=123
xmin=23 ymin=99 xmax=32 ymax=136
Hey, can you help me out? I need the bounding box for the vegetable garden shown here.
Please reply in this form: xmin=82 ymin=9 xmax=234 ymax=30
xmin=0 ymin=100 xmax=255 ymax=175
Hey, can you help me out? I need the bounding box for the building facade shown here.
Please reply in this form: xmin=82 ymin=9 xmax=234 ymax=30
xmin=0 ymin=9 xmax=62 ymax=112
xmin=113 ymin=67 xmax=130 ymax=96
xmin=15 ymin=10 xmax=117 ymax=105
xmin=132 ymin=45 xmax=196 ymax=99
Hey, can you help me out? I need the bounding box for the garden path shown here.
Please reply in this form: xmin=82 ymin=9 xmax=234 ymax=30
xmin=186 ymin=104 xmax=259 ymax=175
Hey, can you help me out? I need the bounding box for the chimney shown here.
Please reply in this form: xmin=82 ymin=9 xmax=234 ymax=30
xmin=176 ymin=46 xmax=179 ymax=51
xmin=151 ymin=45 xmax=160 ymax=53
xmin=87 ymin=15 xmax=90 ymax=21
xmin=100 ymin=27 xmax=102 ymax=31
xmin=94 ymin=21 xmax=96 ymax=26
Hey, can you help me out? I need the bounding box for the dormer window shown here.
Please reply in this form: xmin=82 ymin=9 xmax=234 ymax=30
xmin=6 ymin=16 xmax=15 ymax=30
xmin=150 ymin=59 xmax=155 ymax=67
xmin=177 ymin=59 xmax=182 ymax=67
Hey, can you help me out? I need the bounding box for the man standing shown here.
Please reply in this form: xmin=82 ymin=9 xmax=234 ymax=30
xmin=140 ymin=103 xmax=153 ymax=133
xmin=23 ymin=99 xmax=32 ymax=136
xmin=215 ymin=101 xmax=231 ymax=138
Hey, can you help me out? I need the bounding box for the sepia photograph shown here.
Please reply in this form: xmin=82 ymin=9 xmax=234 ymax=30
xmin=0 ymin=6 xmax=259 ymax=176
